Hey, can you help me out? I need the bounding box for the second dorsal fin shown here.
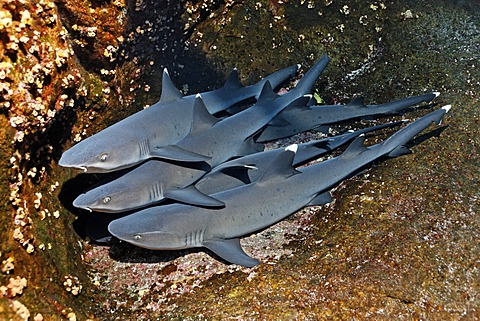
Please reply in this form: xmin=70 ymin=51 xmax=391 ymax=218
xmin=340 ymin=134 xmax=368 ymax=158
xmin=257 ymin=144 xmax=300 ymax=184
xmin=346 ymin=96 xmax=366 ymax=108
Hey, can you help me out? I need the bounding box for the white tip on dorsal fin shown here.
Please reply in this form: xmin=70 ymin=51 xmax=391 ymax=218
xmin=441 ymin=104 xmax=451 ymax=113
xmin=433 ymin=92 xmax=441 ymax=98
xmin=286 ymin=144 xmax=298 ymax=153
xmin=159 ymin=68 xmax=183 ymax=104
xmin=189 ymin=94 xmax=219 ymax=134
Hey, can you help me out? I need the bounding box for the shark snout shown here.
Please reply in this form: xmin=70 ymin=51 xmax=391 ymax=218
xmin=58 ymin=152 xmax=88 ymax=172
xmin=73 ymin=194 xmax=94 ymax=212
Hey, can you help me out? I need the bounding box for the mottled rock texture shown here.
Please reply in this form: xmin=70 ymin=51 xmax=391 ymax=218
xmin=1 ymin=0 xmax=478 ymax=319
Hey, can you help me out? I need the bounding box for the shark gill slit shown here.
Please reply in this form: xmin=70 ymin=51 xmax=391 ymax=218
xmin=185 ymin=229 xmax=205 ymax=247
xmin=149 ymin=182 xmax=162 ymax=201
xmin=139 ymin=139 xmax=149 ymax=159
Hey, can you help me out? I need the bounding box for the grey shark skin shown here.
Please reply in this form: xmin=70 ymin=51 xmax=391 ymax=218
xmin=73 ymin=55 xmax=331 ymax=212
xmin=257 ymin=92 xmax=440 ymax=142
xmin=72 ymin=159 xmax=222 ymax=212
xmin=108 ymin=106 xmax=450 ymax=267
xmin=58 ymin=64 xmax=299 ymax=173
xmin=195 ymin=121 xmax=404 ymax=195
xmin=153 ymin=55 xmax=330 ymax=166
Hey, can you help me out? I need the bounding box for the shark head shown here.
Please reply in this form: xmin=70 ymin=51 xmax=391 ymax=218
xmin=59 ymin=130 xmax=147 ymax=173
xmin=108 ymin=210 xmax=185 ymax=250
xmin=73 ymin=174 xmax=156 ymax=213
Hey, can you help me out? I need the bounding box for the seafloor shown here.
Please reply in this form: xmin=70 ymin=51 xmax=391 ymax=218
xmin=0 ymin=0 xmax=478 ymax=319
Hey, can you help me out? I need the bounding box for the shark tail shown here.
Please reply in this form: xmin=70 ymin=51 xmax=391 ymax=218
xmin=370 ymin=92 xmax=440 ymax=114
xmin=338 ymin=92 xmax=439 ymax=115
xmin=293 ymin=120 xmax=406 ymax=166
xmin=254 ymin=64 xmax=299 ymax=98
xmin=381 ymin=105 xmax=450 ymax=156
xmin=338 ymin=105 xmax=449 ymax=160
xmin=293 ymin=55 xmax=330 ymax=97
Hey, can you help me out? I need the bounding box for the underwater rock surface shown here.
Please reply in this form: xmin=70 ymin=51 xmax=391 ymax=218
xmin=1 ymin=0 xmax=479 ymax=319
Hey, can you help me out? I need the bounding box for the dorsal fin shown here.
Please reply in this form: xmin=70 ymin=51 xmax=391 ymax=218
xmin=283 ymin=95 xmax=313 ymax=112
xmin=346 ymin=96 xmax=366 ymax=108
xmin=340 ymin=134 xmax=368 ymax=158
xmin=159 ymin=68 xmax=183 ymax=104
xmin=257 ymin=81 xmax=279 ymax=103
xmin=257 ymin=144 xmax=300 ymax=184
xmin=222 ymin=68 xmax=243 ymax=90
xmin=236 ymin=137 xmax=265 ymax=157
xmin=190 ymin=94 xmax=220 ymax=134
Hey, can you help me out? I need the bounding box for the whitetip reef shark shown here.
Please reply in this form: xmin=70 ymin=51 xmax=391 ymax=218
xmin=58 ymin=64 xmax=299 ymax=173
xmin=257 ymin=92 xmax=440 ymax=142
xmin=149 ymin=55 xmax=330 ymax=165
xmin=72 ymin=56 xmax=332 ymax=211
xmin=195 ymin=121 xmax=404 ymax=195
xmin=108 ymin=106 xmax=450 ymax=267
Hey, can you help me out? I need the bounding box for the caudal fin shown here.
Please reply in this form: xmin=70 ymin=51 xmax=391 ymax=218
xmin=382 ymin=105 xmax=450 ymax=156
xmin=293 ymin=55 xmax=330 ymax=97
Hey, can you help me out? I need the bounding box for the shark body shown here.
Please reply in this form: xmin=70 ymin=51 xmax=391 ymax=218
xmin=152 ymin=55 xmax=330 ymax=166
xmin=72 ymin=56 xmax=331 ymax=212
xmin=58 ymin=64 xmax=299 ymax=173
xmin=195 ymin=121 xmax=404 ymax=195
xmin=257 ymin=92 xmax=439 ymax=142
xmin=108 ymin=106 xmax=449 ymax=267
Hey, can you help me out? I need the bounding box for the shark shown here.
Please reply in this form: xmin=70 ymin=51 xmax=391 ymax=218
xmin=72 ymin=55 xmax=331 ymax=212
xmin=256 ymin=92 xmax=440 ymax=142
xmin=151 ymin=55 xmax=331 ymax=165
xmin=195 ymin=121 xmax=404 ymax=195
xmin=108 ymin=106 xmax=450 ymax=267
xmin=58 ymin=63 xmax=299 ymax=173
xmin=72 ymin=158 xmax=221 ymax=212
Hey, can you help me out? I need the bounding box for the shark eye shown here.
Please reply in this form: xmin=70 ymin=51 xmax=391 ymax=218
xmin=100 ymin=153 xmax=109 ymax=162
xmin=103 ymin=196 xmax=111 ymax=204
xmin=134 ymin=234 xmax=142 ymax=240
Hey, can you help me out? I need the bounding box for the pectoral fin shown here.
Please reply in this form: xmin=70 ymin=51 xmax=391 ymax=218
xmin=236 ymin=137 xmax=264 ymax=157
xmin=151 ymin=145 xmax=211 ymax=162
xmin=267 ymin=115 xmax=290 ymax=127
xmin=164 ymin=185 xmax=225 ymax=207
xmin=204 ymin=238 xmax=260 ymax=268
xmin=388 ymin=145 xmax=412 ymax=157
